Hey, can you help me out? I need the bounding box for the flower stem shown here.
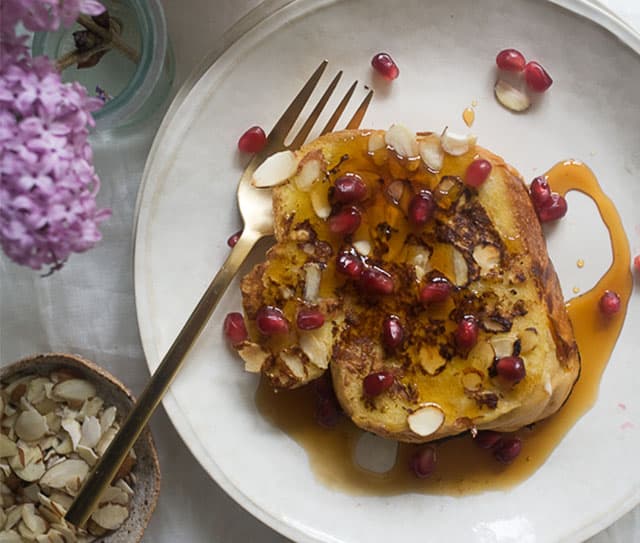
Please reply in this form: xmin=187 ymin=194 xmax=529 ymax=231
xmin=55 ymin=44 xmax=112 ymax=71
xmin=77 ymin=13 xmax=139 ymax=64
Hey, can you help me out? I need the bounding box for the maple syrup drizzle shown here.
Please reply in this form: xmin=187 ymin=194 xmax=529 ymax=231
xmin=462 ymin=107 xmax=475 ymax=127
xmin=255 ymin=160 xmax=632 ymax=495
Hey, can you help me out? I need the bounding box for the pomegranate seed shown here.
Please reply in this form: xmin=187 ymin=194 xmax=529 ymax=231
xmin=465 ymin=159 xmax=492 ymax=188
xmin=455 ymin=315 xmax=479 ymax=352
xmin=474 ymin=430 xmax=503 ymax=449
xmin=227 ymin=229 xmax=242 ymax=248
xmin=255 ymin=306 xmax=289 ymax=335
xmin=409 ymin=446 xmax=437 ymax=478
xmin=493 ymin=436 xmax=522 ymax=464
xmin=537 ymin=193 xmax=567 ymax=222
xmin=297 ymin=308 xmax=325 ymax=330
xmin=529 ymin=176 xmax=552 ymax=209
xmin=328 ymin=206 xmax=362 ymax=236
xmin=524 ymin=61 xmax=553 ymax=92
xmin=336 ymin=249 xmax=363 ymax=278
xmin=363 ymin=371 xmax=395 ymax=397
xmin=371 ymin=52 xmax=399 ymax=81
xmin=599 ymin=290 xmax=621 ymax=316
xmin=382 ymin=316 xmax=404 ymax=350
xmin=634 ymin=255 xmax=640 ymax=275
xmin=496 ymin=49 xmax=526 ymax=72
xmin=237 ymin=125 xmax=267 ymax=153
xmin=315 ymin=396 xmax=341 ymax=428
xmin=419 ymin=277 xmax=451 ymax=304
xmin=495 ymin=356 xmax=526 ymax=384
xmin=360 ymin=266 xmax=395 ymax=295
xmin=334 ymin=173 xmax=367 ymax=203
xmin=313 ymin=373 xmax=334 ymax=399
xmin=408 ymin=190 xmax=435 ymax=226
xmin=223 ymin=312 xmax=248 ymax=346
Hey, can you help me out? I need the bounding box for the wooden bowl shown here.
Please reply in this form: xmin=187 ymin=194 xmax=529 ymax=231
xmin=0 ymin=353 xmax=161 ymax=542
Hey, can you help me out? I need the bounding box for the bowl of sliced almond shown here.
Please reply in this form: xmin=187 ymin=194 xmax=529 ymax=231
xmin=0 ymin=353 xmax=160 ymax=542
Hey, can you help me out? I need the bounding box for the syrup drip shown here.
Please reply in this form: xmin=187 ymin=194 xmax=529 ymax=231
xmin=462 ymin=107 xmax=475 ymax=127
xmin=255 ymin=160 xmax=632 ymax=495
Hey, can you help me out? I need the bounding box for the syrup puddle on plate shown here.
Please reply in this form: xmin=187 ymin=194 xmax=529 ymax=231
xmin=255 ymin=161 xmax=632 ymax=496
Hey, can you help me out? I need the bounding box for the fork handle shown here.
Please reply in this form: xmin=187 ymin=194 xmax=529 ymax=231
xmin=66 ymin=229 xmax=261 ymax=526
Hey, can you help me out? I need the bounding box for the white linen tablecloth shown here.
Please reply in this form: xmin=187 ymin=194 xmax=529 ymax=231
xmin=1 ymin=1 xmax=638 ymax=541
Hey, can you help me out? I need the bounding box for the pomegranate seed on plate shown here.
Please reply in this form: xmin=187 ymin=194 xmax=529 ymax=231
xmin=474 ymin=430 xmax=503 ymax=449
xmin=495 ymin=356 xmax=526 ymax=384
xmin=314 ymin=373 xmax=334 ymax=399
xmin=496 ymin=49 xmax=526 ymax=72
xmin=336 ymin=250 xmax=363 ymax=278
xmin=328 ymin=206 xmax=362 ymax=235
xmin=408 ymin=190 xmax=435 ymax=226
xmin=315 ymin=396 xmax=341 ymax=428
xmin=634 ymin=255 xmax=640 ymax=275
xmin=255 ymin=306 xmax=289 ymax=335
xmin=371 ymin=52 xmax=399 ymax=81
xmin=465 ymin=159 xmax=492 ymax=188
xmin=297 ymin=308 xmax=325 ymax=330
xmin=360 ymin=266 xmax=395 ymax=295
xmin=493 ymin=436 xmax=522 ymax=464
xmin=599 ymin=290 xmax=621 ymax=316
xmin=537 ymin=193 xmax=567 ymax=222
xmin=529 ymin=176 xmax=552 ymax=209
xmin=382 ymin=315 xmax=404 ymax=349
xmin=223 ymin=312 xmax=248 ymax=346
xmin=363 ymin=371 xmax=395 ymax=397
xmin=409 ymin=446 xmax=437 ymax=478
xmin=524 ymin=61 xmax=553 ymax=92
xmin=237 ymin=125 xmax=267 ymax=153
xmin=419 ymin=278 xmax=451 ymax=304
xmin=455 ymin=315 xmax=479 ymax=352
xmin=227 ymin=229 xmax=242 ymax=248
xmin=334 ymin=173 xmax=367 ymax=203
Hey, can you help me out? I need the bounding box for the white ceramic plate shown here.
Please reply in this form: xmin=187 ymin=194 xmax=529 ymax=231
xmin=134 ymin=1 xmax=640 ymax=541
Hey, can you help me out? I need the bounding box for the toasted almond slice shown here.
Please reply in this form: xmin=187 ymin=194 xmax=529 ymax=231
xmin=51 ymin=379 xmax=96 ymax=403
xmin=98 ymin=486 xmax=130 ymax=506
xmin=76 ymin=445 xmax=98 ymax=467
xmin=519 ymin=327 xmax=538 ymax=353
xmin=96 ymin=427 xmax=116 ymax=457
xmin=279 ymin=351 xmax=306 ymax=379
xmin=0 ymin=434 xmax=18 ymax=457
xmin=407 ymin=403 xmax=445 ymax=437
xmin=294 ymin=156 xmax=323 ymax=192
xmin=418 ymin=134 xmax=444 ymax=171
xmin=452 ymin=248 xmax=468 ymax=286
xmin=61 ymin=419 xmax=81 ymax=451
xmin=461 ymin=369 xmax=484 ymax=392
xmin=47 ymin=490 xmax=73 ymax=512
xmin=99 ymin=406 xmax=117 ymax=434
xmin=21 ymin=503 xmax=47 ymax=535
xmin=352 ymin=240 xmax=371 ymax=256
xmin=473 ymin=244 xmax=501 ymax=274
xmin=90 ymin=504 xmax=129 ymax=530
xmin=368 ymin=132 xmax=386 ymax=152
xmin=419 ymin=346 xmax=446 ymax=376
xmin=40 ymin=459 xmax=89 ymax=490
xmin=236 ymin=342 xmax=270 ymax=373
xmin=494 ymin=79 xmax=531 ymax=112
xmin=310 ymin=186 xmax=331 ymax=219
xmin=10 ymin=443 xmax=45 ymax=482
xmin=15 ymin=410 xmax=48 ymax=442
xmin=385 ymin=124 xmax=418 ymax=158
xmin=299 ymin=324 xmax=331 ymax=369
xmin=252 ymin=150 xmax=298 ymax=188
xmin=489 ymin=335 xmax=517 ymax=359
xmin=386 ymin=179 xmax=405 ymax=203
xmin=303 ymin=263 xmax=322 ymax=302
xmin=115 ymin=479 xmax=134 ymax=496
xmin=441 ymin=128 xmax=476 ymax=156
xmin=79 ymin=416 xmax=101 ymax=449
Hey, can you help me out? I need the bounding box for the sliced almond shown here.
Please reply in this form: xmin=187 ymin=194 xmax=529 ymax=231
xmin=294 ymin=156 xmax=323 ymax=192
xmin=21 ymin=503 xmax=47 ymax=535
xmin=418 ymin=134 xmax=444 ymax=171
xmin=90 ymin=503 xmax=128 ymax=530
xmin=473 ymin=244 xmax=501 ymax=274
xmin=40 ymin=459 xmax=89 ymax=490
xmin=419 ymin=347 xmax=446 ymax=376
xmin=51 ymin=380 xmax=96 ymax=403
xmin=99 ymin=406 xmax=117 ymax=434
xmin=17 ymin=519 xmax=36 ymax=539
xmin=408 ymin=245 xmax=432 ymax=282
xmin=76 ymin=445 xmax=98 ymax=467
xmin=310 ymin=186 xmax=331 ymax=219
xmin=489 ymin=335 xmax=517 ymax=358
xmin=461 ymin=369 xmax=484 ymax=392
xmin=407 ymin=403 xmax=445 ymax=437
xmin=386 ymin=179 xmax=405 ymax=203
xmin=44 ymin=412 xmax=61 ymax=434
xmin=4 ymin=504 xmax=23 ymax=530
xmin=96 ymin=427 xmax=116 ymax=457
xmin=25 ymin=378 xmax=49 ymax=405
xmin=352 ymin=240 xmax=371 ymax=256
xmin=303 ymin=263 xmax=322 ymax=303
xmin=519 ymin=328 xmax=538 ymax=354
xmin=21 ymin=482 xmax=40 ymax=503
xmin=10 ymin=443 xmax=45 ymax=482
xmin=98 ymin=486 xmax=130 ymax=507
xmin=47 ymin=490 xmax=73 ymax=511
xmin=252 ymin=150 xmax=298 ymax=188
xmin=440 ymin=128 xmax=476 ymax=156
xmin=0 ymin=434 xmax=18 ymax=457
xmin=0 ymin=530 xmax=22 ymax=543
xmin=279 ymin=351 xmax=306 ymax=379
xmin=79 ymin=416 xmax=101 ymax=449
xmin=15 ymin=410 xmax=48 ymax=442
xmin=299 ymin=324 xmax=331 ymax=369
xmin=54 ymin=436 xmax=72 ymax=456
xmin=80 ymin=397 xmax=103 ymax=419
xmin=46 ymin=530 xmax=65 ymax=543
xmin=452 ymin=248 xmax=468 ymax=286
xmin=385 ymin=123 xmax=418 ymax=158
xmin=115 ymin=479 xmax=134 ymax=496
xmin=494 ymin=79 xmax=531 ymax=112
xmin=237 ymin=341 xmax=270 ymax=373
xmin=368 ymin=132 xmax=386 ymax=152
xmin=60 ymin=419 xmax=81 ymax=451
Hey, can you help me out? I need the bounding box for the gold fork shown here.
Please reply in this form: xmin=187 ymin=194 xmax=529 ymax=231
xmin=66 ymin=60 xmax=373 ymax=526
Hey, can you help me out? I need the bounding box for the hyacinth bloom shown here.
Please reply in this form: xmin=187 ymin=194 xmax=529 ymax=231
xmin=0 ymin=0 xmax=111 ymax=272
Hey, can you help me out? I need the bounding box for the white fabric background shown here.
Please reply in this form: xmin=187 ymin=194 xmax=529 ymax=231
xmin=0 ymin=1 xmax=638 ymax=541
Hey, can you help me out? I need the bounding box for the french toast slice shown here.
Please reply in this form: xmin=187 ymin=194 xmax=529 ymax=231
xmin=238 ymin=128 xmax=580 ymax=443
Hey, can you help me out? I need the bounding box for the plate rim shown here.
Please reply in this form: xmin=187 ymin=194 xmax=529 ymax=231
xmin=132 ymin=1 xmax=640 ymax=542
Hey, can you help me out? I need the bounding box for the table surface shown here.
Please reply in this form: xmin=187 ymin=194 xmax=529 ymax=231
xmin=1 ymin=1 xmax=638 ymax=541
